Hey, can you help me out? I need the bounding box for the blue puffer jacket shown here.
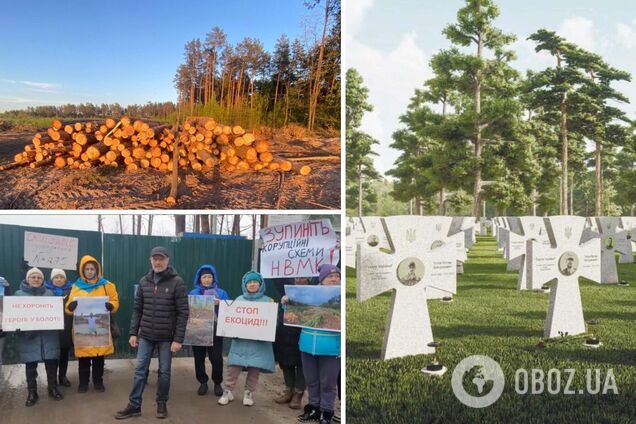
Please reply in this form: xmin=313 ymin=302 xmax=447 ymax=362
xmin=299 ymin=282 xmax=341 ymax=357
xmin=14 ymin=281 xmax=61 ymax=363
xmin=188 ymin=264 xmax=230 ymax=304
xmin=227 ymin=271 xmax=276 ymax=373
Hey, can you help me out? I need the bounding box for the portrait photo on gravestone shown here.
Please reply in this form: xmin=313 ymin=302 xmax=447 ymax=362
xmin=0 ymin=213 xmax=342 ymax=423
xmin=346 ymin=0 xmax=636 ymax=422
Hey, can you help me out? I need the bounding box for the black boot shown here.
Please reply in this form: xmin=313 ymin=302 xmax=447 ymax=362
xmin=320 ymin=411 xmax=334 ymax=424
xmin=115 ymin=404 xmax=142 ymax=420
xmin=48 ymin=384 xmax=64 ymax=401
xmin=58 ymin=375 xmax=71 ymax=387
xmin=214 ymin=383 xmax=224 ymax=396
xmin=94 ymin=381 xmax=106 ymax=392
xmin=156 ymin=402 xmax=168 ymax=419
xmin=197 ymin=382 xmax=208 ymax=395
xmin=298 ymin=404 xmax=321 ymax=422
xmin=25 ymin=389 xmax=39 ymax=407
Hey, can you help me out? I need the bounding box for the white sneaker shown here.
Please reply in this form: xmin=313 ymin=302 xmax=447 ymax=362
xmin=218 ymin=390 xmax=234 ymax=405
xmin=242 ymin=390 xmax=254 ymax=406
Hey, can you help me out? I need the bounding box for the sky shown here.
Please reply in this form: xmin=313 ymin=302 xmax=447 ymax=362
xmin=0 ymin=0 xmax=319 ymax=112
xmin=0 ymin=214 xmax=337 ymax=236
xmin=346 ymin=0 xmax=636 ymax=175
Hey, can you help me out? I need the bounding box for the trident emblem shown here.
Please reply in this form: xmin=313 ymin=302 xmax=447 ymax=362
xmin=406 ymin=228 xmax=416 ymax=243
xmin=435 ymin=223 xmax=442 ymax=233
xmin=564 ymin=226 xmax=572 ymax=240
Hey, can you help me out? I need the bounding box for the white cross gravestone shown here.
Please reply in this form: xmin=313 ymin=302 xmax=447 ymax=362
xmin=345 ymin=216 xmax=390 ymax=269
xmin=595 ymin=217 xmax=630 ymax=283
xmin=479 ymin=217 xmax=492 ymax=236
xmin=356 ymin=217 xmax=457 ymax=359
xmin=511 ymin=217 xmax=552 ymax=290
xmin=531 ymin=216 xmax=601 ymax=338
xmin=620 ymin=217 xmax=636 ymax=264
xmin=389 ymin=216 xmax=463 ymax=294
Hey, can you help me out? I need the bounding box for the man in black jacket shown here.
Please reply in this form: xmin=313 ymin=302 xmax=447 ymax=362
xmin=115 ymin=246 xmax=189 ymax=420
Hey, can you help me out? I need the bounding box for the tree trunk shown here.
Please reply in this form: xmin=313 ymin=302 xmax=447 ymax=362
xmin=472 ymin=28 xmax=483 ymax=219
xmin=558 ymin=53 xmax=569 ymax=215
xmin=358 ymin=162 xmax=363 ymax=216
xmin=147 ymin=215 xmax=154 ymax=236
xmin=137 ymin=215 xmax=142 ymax=235
xmin=232 ymin=214 xmax=241 ymax=235
xmin=595 ymin=141 xmax=602 ymax=216
xmin=273 ymin=73 xmax=281 ymax=126
xmin=201 ymin=215 xmax=210 ymax=233
xmin=307 ymin=0 xmax=330 ymax=131
xmin=118 ymin=215 xmax=124 ymax=234
xmin=175 ymin=215 xmax=186 ymax=235
xmin=439 ymin=188 xmax=446 ymax=215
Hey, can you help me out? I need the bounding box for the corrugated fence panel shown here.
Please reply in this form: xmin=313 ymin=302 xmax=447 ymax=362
xmin=0 ymin=224 xmax=102 ymax=363
xmin=1 ymin=226 xmax=256 ymax=362
xmin=102 ymin=233 xmax=255 ymax=358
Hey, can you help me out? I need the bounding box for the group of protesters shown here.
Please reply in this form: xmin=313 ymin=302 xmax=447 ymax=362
xmin=0 ymin=245 xmax=341 ymax=423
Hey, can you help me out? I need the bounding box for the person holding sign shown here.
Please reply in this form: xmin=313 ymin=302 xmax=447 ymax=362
xmin=274 ymin=277 xmax=314 ymax=409
xmin=296 ymin=265 xmax=341 ymax=424
xmin=65 ymin=255 xmax=120 ymax=394
xmin=45 ymin=268 xmax=74 ymax=387
xmin=0 ymin=276 xmax=11 ymax=371
xmin=115 ymin=246 xmax=189 ymax=420
xmin=218 ymin=271 xmax=276 ymax=407
xmin=15 ymin=267 xmax=64 ymax=406
xmin=189 ymin=264 xmax=229 ymax=397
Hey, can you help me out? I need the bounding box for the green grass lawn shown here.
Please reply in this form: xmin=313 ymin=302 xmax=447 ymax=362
xmin=346 ymin=236 xmax=636 ymax=423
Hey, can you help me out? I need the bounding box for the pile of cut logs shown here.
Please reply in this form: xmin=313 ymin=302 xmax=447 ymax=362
xmin=3 ymin=117 xmax=312 ymax=175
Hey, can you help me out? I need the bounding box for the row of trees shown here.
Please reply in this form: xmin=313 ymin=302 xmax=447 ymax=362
xmin=0 ymin=102 xmax=177 ymax=121
xmin=173 ymin=0 xmax=340 ymax=131
xmin=348 ymin=0 xmax=636 ymax=217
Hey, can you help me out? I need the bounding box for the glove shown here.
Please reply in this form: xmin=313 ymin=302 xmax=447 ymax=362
xmin=68 ymin=301 xmax=78 ymax=312
xmin=105 ymin=302 xmax=114 ymax=312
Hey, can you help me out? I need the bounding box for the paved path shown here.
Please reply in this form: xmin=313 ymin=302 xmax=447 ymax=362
xmin=0 ymin=357 xmax=340 ymax=423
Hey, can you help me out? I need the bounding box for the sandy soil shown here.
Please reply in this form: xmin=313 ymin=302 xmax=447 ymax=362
xmin=0 ymin=131 xmax=340 ymax=210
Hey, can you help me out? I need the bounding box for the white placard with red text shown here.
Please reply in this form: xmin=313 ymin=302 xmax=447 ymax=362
xmin=24 ymin=231 xmax=79 ymax=270
xmin=216 ymin=301 xmax=278 ymax=342
xmin=2 ymin=296 xmax=64 ymax=331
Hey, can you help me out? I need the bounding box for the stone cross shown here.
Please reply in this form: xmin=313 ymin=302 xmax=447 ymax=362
xmin=620 ymin=217 xmax=636 ymax=264
xmin=533 ymin=216 xmax=601 ymax=338
xmin=595 ymin=217 xmax=630 ymax=283
xmin=357 ymin=217 xmax=457 ymax=359
xmin=345 ymin=216 xmax=390 ymax=269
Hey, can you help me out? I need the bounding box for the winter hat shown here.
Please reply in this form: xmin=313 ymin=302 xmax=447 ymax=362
xmin=318 ymin=264 xmax=340 ymax=284
xmin=50 ymin=268 xmax=67 ymax=280
xmin=26 ymin=267 xmax=44 ymax=280
xmin=200 ymin=269 xmax=213 ymax=277
xmin=241 ymin=270 xmax=266 ymax=299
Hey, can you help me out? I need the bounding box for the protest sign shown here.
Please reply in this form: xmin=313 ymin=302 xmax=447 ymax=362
xmin=2 ymin=296 xmax=64 ymax=331
xmin=260 ymin=219 xmax=340 ymax=278
xmin=183 ymin=295 xmax=216 ymax=346
xmin=284 ymin=285 xmax=341 ymax=332
xmin=24 ymin=231 xmax=79 ymax=270
xmin=216 ymin=300 xmax=278 ymax=342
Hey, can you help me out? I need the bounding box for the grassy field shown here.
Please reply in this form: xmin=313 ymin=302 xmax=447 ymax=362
xmin=346 ymin=236 xmax=636 ymax=424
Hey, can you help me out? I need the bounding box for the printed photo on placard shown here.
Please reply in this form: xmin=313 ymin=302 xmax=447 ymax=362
xmin=283 ymin=285 xmax=341 ymax=332
xmin=73 ymin=296 xmax=110 ymax=348
xmin=183 ymin=295 xmax=216 ymax=346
